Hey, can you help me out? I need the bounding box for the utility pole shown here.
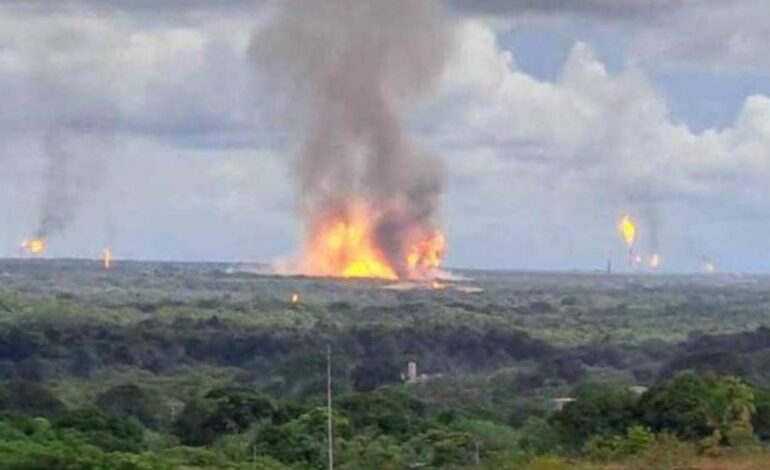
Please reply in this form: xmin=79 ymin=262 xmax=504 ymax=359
xmin=327 ymin=344 xmax=334 ymax=470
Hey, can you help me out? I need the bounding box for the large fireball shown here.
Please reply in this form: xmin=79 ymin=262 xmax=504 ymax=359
xmin=303 ymin=202 xmax=445 ymax=280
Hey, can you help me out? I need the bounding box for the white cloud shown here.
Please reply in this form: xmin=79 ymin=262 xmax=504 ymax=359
xmin=632 ymin=0 xmax=770 ymax=71
xmin=0 ymin=4 xmax=767 ymax=270
xmin=428 ymin=20 xmax=770 ymax=270
xmin=452 ymin=0 xmax=770 ymax=72
xmin=436 ymin=21 xmax=770 ymax=202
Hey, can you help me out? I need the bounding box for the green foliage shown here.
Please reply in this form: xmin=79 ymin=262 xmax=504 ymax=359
xmin=203 ymin=387 xmax=277 ymax=434
xmin=5 ymin=263 xmax=770 ymax=468
xmin=638 ymin=373 xmax=757 ymax=448
xmin=751 ymin=386 xmax=770 ymax=440
xmin=0 ymin=381 xmax=65 ymax=418
xmin=450 ymin=418 xmax=520 ymax=455
xmin=405 ymin=428 xmax=475 ymax=467
xmin=339 ymin=435 xmax=405 ymax=470
xmin=338 ymin=390 xmax=424 ymax=437
xmin=583 ymin=426 xmax=655 ymax=462
xmin=258 ymin=407 xmax=349 ymax=466
xmin=55 ymin=407 xmax=146 ymax=452
xmin=551 ymin=384 xmax=639 ymax=448
xmin=96 ymin=383 xmax=167 ymax=429
xmin=173 ymin=395 xmax=219 ymax=446
xmin=627 ymin=433 xmax=696 ymax=470
xmin=518 ymin=417 xmax=560 ymax=455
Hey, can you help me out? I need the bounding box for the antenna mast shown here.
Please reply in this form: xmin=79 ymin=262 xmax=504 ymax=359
xmin=327 ymin=344 xmax=334 ymax=470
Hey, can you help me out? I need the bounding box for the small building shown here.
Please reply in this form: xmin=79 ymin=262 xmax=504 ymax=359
xmin=551 ymin=397 xmax=576 ymax=412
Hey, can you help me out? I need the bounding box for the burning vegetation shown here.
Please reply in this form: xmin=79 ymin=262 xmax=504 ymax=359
xmin=303 ymin=202 xmax=446 ymax=280
xmin=251 ymin=0 xmax=451 ymax=281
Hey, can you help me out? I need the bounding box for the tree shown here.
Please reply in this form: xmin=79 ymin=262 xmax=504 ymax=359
xmin=255 ymin=408 xmax=350 ymax=467
xmin=338 ymin=391 xmax=424 ymax=438
xmin=339 ymin=435 xmax=405 ymax=470
xmin=637 ymin=372 xmax=712 ymax=439
xmin=173 ymin=396 xmax=218 ymax=446
xmin=0 ymin=381 xmax=65 ymax=418
xmin=638 ymin=373 xmax=757 ymax=448
xmin=752 ymin=387 xmax=770 ymax=440
xmin=203 ymin=387 xmax=276 ymax=434
xmin=551 ymin=384 xmax=638 ymax=448
xmin=96 ymin=384 xmax=166 ymax=429
xmin=55 ymin=407 xmax=145 ymax=452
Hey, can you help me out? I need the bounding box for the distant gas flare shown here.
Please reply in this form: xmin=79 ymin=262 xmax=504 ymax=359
xmin=618 ymin=215 xmax=639 ymax=268
xmin=431 ymin=281 xmax=446 ymax=290
xmin=618 ymin=215 xmax=637 ymax=247
xmin=20 ymin=238 xmax=46 ymax=256
xmin=102 ymin=247 xmax=112 ymax=270
xmin=649 ymin=253 xmax=661 ymax=269
xmin=291 ymin=292 xmax=300 ymax=306
xmin=303 ymin=201 xmax=446 ymax=280
xmin=703 ymin=259 xmax=716 ymax=273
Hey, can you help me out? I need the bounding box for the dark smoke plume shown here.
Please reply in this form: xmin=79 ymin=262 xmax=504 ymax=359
xmin=250 ymin=0 xmax=452 ymax=277
xmin=34 ymin=122 xmax=108 ymax=239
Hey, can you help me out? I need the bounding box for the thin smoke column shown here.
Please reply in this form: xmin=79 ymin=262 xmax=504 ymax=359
xmin=250 ymin=0 xmax=452 ymax=277
xmin=34 ymin=123 xmax=108 ymax=240
xmin=644 ymin=204 xmax=660 ymax=256
xmin=36 ymin=126 xmax=79 ymax=238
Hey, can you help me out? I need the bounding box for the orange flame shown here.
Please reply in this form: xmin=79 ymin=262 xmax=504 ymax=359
xmin=291 ymin=292 xmax=300 ymax=305
xmin=21 ymin=238 xmax=46 ymax=256
xmin=303 ymin=202 xmax=445 ymax=280
xmin=649 ymin=253 xmax=661 ymax=269
xmin=102 ymin=247 xmax=112 ymax=270
xmin=407 ymin=231 xmax=446 ymax=276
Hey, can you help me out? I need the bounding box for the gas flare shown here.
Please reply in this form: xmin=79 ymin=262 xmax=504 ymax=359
xmin=303 ymin=202 xmax=445 ymax=280
xmin=703 ymin=259 xmax=716 ymax=273
xmin=649 ymin=253 xmax=661 ymax=269
xmin=102 ymin=246 xmax=112 ymax=270
xmin=20 ymin=238 xmax=46 ymax=256
xmin=618 ymin=215 xmax=637 ymax=247
xmin=291 ymin=292 xmax=300 ymax=306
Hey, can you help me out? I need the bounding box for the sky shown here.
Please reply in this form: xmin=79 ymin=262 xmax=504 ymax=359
xmin=1 ymin=0 xmax=769 ymax=273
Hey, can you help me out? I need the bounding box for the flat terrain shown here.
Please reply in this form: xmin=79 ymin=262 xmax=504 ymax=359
xmin=1 ymin=259 xmax=769 ymax=468
xmin=3 ymin=259 xmax=769 ymax=345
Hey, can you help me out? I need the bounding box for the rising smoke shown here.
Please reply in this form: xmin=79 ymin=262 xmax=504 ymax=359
xmin=250 ymin=0 xmax=453 ymax=277
xmin=34 ymin=122 xmax=109 ymax=240
xmin=642 ymin=203 xmax=660 ymax=255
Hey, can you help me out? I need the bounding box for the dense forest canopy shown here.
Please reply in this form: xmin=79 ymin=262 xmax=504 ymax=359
xmin=0 ymin=260 xmax=769 ymax=468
